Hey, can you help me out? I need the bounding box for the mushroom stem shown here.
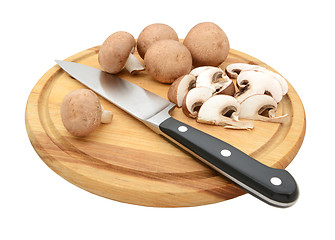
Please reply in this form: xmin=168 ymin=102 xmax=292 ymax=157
xmin=100 ymin=105 xmax=113 ymax=124
xmin=124 ymin=53 xmax=145 ymax=74
xmin=255 ymin=114 xmax=289 ymax=123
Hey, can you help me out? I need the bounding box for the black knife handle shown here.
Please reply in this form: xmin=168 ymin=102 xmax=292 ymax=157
xmin=159 ymin=117 xmax=299 ymax=207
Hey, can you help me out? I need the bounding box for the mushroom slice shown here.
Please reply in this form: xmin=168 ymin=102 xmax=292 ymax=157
xmin=226 ymin=63 xmax=257 ymax=78
xmin=182 ymin=87 xmax=213 ymax=118
xmin=239 ymin=95 xmax=288 ymax=123
xmin=250 ymin=67 xmax=289 ymax=95
xmin=168 ymin=74 xmax=196 ymax=107
xmin=235 ymin=70 xmax=283 ymax=103
xmin=189 ymin=66 xmax=222 ymax=77
xmin=226 ymin=63 xmax=288 ymax=95
xmin=195 ymin=68 xmax=232 ymax=94
xmin=197 ymin=95 xmax=253 ymax=129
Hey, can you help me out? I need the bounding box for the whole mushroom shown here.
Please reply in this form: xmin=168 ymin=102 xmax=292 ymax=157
xmin=61 ymin=89 xmax=113 ymax=137
xmin=144 ymin=39 xmax=192 ymax=83
xmin=137 ymin=23 xmax=179 ymax=59
xmin=183 ymin=22 xmax=230 ymax=67
xmin=98 ymin=31 xmax=144 ymax=74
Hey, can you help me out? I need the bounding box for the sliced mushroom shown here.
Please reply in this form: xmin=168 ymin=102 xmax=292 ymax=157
xmin=182 ymin=87 xmax=213 ymax=118
xmin=197 ymin=95 xmax=253 ymax=129
xmin=226 ymin=63 xmax=288 ymax=95
xmin=239 ymin=95 xmax=288 ymax=123
xmin=167 ymin=74 xmax=196 ymax=107
xmin=226 ymin=63 xmax=256 ymax=78
xmin=189 ymin=66 xmax=222 ymax=77
xmin=235 ymin=70 xmax=283 ymax=103
xmin=61 ymin=89 xmax=113 ymax=137
xmin=98 ymin=31 xmax=144 ymax=74
xmin=251 ymin=67 xmax=288 ymax=95
xmin=195 ymin=68 xmax=234 ymax=95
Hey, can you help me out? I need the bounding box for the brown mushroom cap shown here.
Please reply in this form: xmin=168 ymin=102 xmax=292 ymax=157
xmin=137 ymin=23 xmax=179 ymax=59
xmin=61 ymin=89 xmax=102 ymax=137
xmin=168 ymin=74 xmax=196 ymax=107
xmin=183 ymin=22 xmax=230 ymax=67
xmin=144 ymin=39 xmax=192 ymax=83
xmin=98 ymin=31 xmax=136 ymax=74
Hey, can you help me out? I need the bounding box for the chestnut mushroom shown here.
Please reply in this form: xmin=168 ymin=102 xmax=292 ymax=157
xmin=144 ymin=39 xmax=192 ymax=83
xmin=61 ymin=89 xmax=113 ymax=137
xmin=98 ymin=31 xmax=144 ymax=74
xmin=167 ymin=74 xmax=196 ymax=107
xmin=137 ymin=23 xmax=179 ymax=59
xmin=197 ymin=95 xmax=253 ymax=129
xmin=239 ymin=94 xmax=288 ymax=123
xmin=183 ymin=22 xmax=230 ymax=67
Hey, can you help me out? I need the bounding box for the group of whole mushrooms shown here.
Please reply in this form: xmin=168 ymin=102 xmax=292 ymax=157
xmin=61 ymin=22 xmax=289 ymax=136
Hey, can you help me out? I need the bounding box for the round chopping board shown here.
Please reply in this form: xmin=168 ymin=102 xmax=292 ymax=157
xmin=25 ymin=46 xmax=306 ymax=207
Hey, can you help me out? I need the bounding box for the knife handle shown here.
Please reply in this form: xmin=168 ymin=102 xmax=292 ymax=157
xmin=159 ymin=117 xmax=299 ymax=207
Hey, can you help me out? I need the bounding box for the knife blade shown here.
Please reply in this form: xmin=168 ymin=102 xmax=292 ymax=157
xmin=55 ymin=60 xmax=299 ymax=207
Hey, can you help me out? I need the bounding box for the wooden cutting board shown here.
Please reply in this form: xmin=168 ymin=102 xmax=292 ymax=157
xmin=25 ymin=46 xmax=306 ymax=207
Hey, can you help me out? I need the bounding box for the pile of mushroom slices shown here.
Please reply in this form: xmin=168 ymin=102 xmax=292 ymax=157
xmin=168 ymin=63 xmax=289 ymax=130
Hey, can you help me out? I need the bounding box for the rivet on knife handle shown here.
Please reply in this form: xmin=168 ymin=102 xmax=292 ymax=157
xmin=159 ymin=117 xmax=299 ymax=208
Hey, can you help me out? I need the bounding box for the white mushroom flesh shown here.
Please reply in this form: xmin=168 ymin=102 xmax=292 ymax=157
xmin=124 ymin=51 xmax=145 ymax=74
xmin=183 ymin=87 xmax=213 ymax=118
xmin=195 ymin=68 xmax=231 ymax=93
xmin=235 ymin=70 xmax=283 ymax=103
xmin=239 ymin=94 xmax=288 ymax=123
xmin=197 ymin=95 xmax=253 ymax=129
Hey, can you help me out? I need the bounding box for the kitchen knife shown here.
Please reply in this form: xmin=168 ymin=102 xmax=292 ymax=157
xmin=55 ymin=60 xmax=299 ymax=207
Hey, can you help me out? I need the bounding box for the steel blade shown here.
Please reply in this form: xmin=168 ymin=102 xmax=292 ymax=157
xmin=55 ymin=60 xmax=175 ymax=122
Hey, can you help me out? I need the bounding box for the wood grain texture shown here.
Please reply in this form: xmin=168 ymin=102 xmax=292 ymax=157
xmin=25 ymin=46 xmax=306 ymax=207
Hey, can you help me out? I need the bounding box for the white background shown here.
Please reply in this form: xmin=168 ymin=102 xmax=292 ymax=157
xmin=1 ymin=0 xmax=334 ymax=239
